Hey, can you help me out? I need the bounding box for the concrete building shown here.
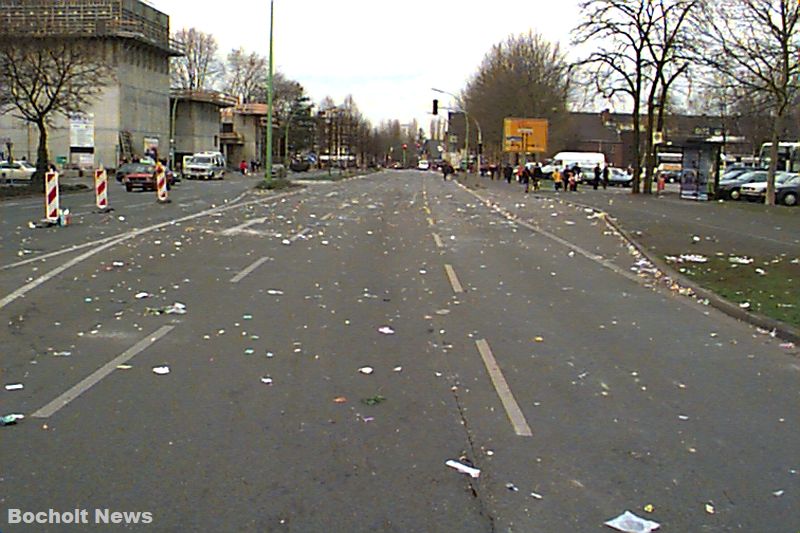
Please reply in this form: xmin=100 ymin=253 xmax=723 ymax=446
xmin=220 ymin=103 xmax=268 ymax=169
xmin=170 ymin=89 xmax=237 ymax=170
xmin=0 ymin=0 xmax=181 ymax=168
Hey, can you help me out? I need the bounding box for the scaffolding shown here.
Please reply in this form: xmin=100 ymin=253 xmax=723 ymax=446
xmin=0 ymin=0 xmax=181 ymax=55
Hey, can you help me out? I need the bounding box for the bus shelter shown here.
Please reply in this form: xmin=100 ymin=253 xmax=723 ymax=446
xmin=677 ymin=139 xmax=723 ymax=201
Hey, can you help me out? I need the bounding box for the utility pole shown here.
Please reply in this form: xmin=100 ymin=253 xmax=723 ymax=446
xmin=265 ymin=0 xmax=274 ymax=180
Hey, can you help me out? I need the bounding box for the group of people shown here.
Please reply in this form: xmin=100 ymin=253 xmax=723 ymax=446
xmin=497 ymin=161 xmax=611 ymax=193
xmin=239 ymin=159 xmax=263 ymax=175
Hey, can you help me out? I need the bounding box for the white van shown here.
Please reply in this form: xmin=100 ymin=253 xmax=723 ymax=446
xmin=542 ymin=152 xmax=606 ymax=180
xmin=184 ymin=151 xmax=226 ymax=180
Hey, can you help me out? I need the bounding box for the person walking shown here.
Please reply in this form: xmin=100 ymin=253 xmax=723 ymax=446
xmin=442 ymin=162 xmax=450 ymax=181
xmin=553 ymin=168 xmax=563 ymax=191
xmin=532 ymin=162 xmax=543 ymax=191
xmin=239 ymin=160 xmax=248 ymax=175
xmin=504 ymin=163 xmax=513 ymax=184
xmin=522 ymin=165 xmax=532 ymax=193
xmin=593 ymin=163 xmax=601 ymax=190
xmin=602 ymin=165 xmax=609 ymax=189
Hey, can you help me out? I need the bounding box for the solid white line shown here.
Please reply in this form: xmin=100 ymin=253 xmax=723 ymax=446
xmin=432 ymin=232 xmax=444 ymax=248
xmin=475 ymin=339 xmax=533 ymax=437
xmin=444 ymin=264 xmax=464 ymax=293
xmin=230 ymin=256 xmax=269 ymax=283
xmin=1 ymin=234 xmax=126 ymax=271
xmin=31 ymin=325 xmax=175 ymax=418
xmin=456 ymin=184 xmax=642 ymax=284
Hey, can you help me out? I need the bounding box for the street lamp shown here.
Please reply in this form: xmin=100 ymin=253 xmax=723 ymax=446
xmin=431 ymin=87 xmax=482 ymax=175
xmin=265 ymin=0 xmax=274 ymax=180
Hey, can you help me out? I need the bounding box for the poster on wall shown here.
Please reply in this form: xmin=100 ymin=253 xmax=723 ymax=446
xmin=69 ymin=114 xmax=95 ymax=168
xmin=69 ymin=114 xmax=95 ymax=148
xmin=144 ymin=137 xmax=160 ymax=161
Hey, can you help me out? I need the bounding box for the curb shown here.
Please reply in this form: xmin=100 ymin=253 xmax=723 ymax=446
xmin=555 ymin=195 xmax=800 ymax=345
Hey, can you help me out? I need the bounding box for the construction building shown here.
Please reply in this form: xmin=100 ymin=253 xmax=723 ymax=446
xmin=0 ymin=0 xmax=182 ymax=168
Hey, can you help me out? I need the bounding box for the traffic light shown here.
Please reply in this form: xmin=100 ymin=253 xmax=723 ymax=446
xmin=432 ymin=99 xmax=438 ymax=115
xmin=402 ymin=143 xmax=407 ymax=150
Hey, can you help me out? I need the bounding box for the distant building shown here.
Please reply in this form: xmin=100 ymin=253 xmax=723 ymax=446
xmin=220 ymin=103 xmax=269 ymax=169
xmin=170 ymin=90 xmax=237 ymax=170
xmin=0 ymin=0 xmax=182 ymax=167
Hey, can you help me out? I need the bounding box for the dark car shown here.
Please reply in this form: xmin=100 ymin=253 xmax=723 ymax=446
xmin=775 ymin=174 xmax=800 ymax=206
xmin=717 ymin=170 xmax=768 ymax=200
xmin=117 ymin=162 xmax=177 ymax=185
xmin=289 ymin=159 xmax=310 ymax=172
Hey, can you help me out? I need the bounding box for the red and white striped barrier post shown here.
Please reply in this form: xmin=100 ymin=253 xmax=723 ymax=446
xmin=155 ymin=163 xmax=170 ymax=203
xmin=94 ymin=166 xmax=111 ymax=212
xmin=44 ymin=171 xmax=59 ymax=224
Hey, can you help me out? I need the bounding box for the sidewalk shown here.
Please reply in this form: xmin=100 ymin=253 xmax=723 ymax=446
xmin=457 ymin=172 xmax=800 ymax=340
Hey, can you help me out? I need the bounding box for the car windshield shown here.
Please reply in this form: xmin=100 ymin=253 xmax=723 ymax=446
xmin=191 ymin=157 xmax=213 ymax=165
xmin=729 ymin=171 xmax=766 ymax=182
xmin=126 ymin=164 xmax=154 ymax=174
xmin=780 ymin=175 xmax=800 ymax=185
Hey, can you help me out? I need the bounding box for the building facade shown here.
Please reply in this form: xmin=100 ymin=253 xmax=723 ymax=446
xmin=0 ymin=0 xmax=181 ymax=168
xmin=171 ymin=90 xmax=237 ymax=169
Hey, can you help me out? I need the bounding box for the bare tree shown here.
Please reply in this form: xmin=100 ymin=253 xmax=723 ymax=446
xmin=641 ymin=0 xmax=697 ymax=192
xmin=693 ymin=0 xmax=800 ymax=205
xmin=462 ymin=31 xmax=573 ymax=161
xmin=171 ymin=28 xmax=223 ymax=91
xmin=573 ymin=1 xmax=658 ymax=193
xmin=0 ymin=39 xmax=112 ymax=182
xmin=224 ymin=48 xmax=266 ymax=103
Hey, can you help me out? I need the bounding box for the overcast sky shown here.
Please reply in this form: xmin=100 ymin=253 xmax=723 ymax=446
xmin=150 ymin=0 xmax=583 ymax=130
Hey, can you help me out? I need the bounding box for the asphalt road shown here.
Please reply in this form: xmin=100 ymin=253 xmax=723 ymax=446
xmin=1 ymin=170 xmax=798 ymax=532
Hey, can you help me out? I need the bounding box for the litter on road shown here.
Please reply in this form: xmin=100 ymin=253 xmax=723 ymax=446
xmin=378 ymin=326 xmax=395 ymax=335
xmin=604 ymin=510 xmax=660 ymax=532
xmin=1 ymin=414 xmax=24 ymax=426
xmin=152 ymin=365 xmax=170 ymax=375
xmin=4 ymin=383 xmax=24 ymax=391
xmin=358 ymin=366 xmax=374 ymax=375
xmin=445 ymin=459 xmax=481 ymax=479
xmin=361 ymin=395 xmax=386 ymax=406
xmin=260 ymin=377 xmax=273 ymax=385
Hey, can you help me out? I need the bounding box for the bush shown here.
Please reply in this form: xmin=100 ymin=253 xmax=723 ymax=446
xmin=255 ymin=178 xmax=293 ymax=191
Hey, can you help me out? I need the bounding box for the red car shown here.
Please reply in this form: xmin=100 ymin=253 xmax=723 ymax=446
xmin=121 ymin=163 xmax=174 ymax=192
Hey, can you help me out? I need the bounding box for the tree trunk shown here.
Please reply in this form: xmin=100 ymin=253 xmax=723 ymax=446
xmin=766 ymin=120 xmax=780 ymax=206
xmin=33 ymin=120 xmax=49 ymax=189
xmin=643 ymin=99 xmax=657 ymax=195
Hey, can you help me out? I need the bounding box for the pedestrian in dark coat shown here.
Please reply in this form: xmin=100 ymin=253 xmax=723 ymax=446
xmin=593 ymin=163 xmax=601 ymax=190
xmin=532 ymin=163 xmax=543 ymax=191
xmin=602 ymin=165 xmax=609 ymax=189
xmin=504 ymin=164 xmax=513 ymax=184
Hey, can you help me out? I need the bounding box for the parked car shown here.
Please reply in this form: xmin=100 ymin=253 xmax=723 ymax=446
xmin=775 ymin=174 xmax=800 ymax=206
xmin=0 ymin=160 xmax=36 ymax=183
xmin=717 ymin=170 xmax=769 ymax=200
xmin=417 ymin=160 xmax=430 ymax=171
xmin=608 ymin=167 xmax=632 ymax=187
xmin=271 ymin=163 xmax=287 ymax=178
xmin=289 ymin=159 xmax=310 ymax=172
xmin=184 ymin=152 xmax=225 ymax=180
xmin=740 ymin=172 xmax=796 ymax=202
xmin=121 ymin=163 xmax=174 ymax=192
